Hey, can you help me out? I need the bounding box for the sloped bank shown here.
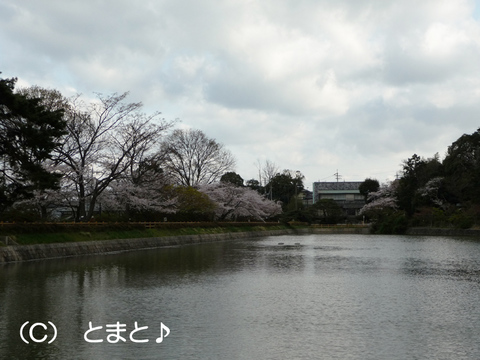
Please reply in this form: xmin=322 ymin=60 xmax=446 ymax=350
xmin=0 ymin=226 xmax=370 ymax=264
xmin=0 ymin=229 xmax=296 ymax=263
xmin=0 ymin=227 xmax=374 ymax=264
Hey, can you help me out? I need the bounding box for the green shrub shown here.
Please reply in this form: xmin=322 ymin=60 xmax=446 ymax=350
xmin=371 ymin=211 xmax=408 ymax=234
xmin=449 ymin=212 xmax=474 ymax=229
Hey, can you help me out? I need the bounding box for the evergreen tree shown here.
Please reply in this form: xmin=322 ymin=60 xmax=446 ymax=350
xmin=266 ymin=170 xmax=304 ymax=208
xmin=0 ymin=76 xmax=66 ymax=214
xmin=220 ymin=172 xmax=244 ymax=187
xmin=359 ymin=178 xmax=380 ymax=202
xmin=443 ymin=128 xmax=480 ymax=205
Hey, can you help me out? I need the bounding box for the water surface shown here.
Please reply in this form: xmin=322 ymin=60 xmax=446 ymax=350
xmin=1 ymin=234 xmax=480 ymax=359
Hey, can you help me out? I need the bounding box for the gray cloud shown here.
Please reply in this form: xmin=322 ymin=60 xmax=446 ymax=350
xmin=1 ymin=0 xmax=480 ymax=186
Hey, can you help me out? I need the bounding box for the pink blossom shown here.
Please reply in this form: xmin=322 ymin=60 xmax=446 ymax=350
xmin=198 ymin=182 xmax=282 ymax=221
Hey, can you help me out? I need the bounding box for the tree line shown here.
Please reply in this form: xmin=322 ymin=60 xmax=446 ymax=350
xmin=1 ymin=75 xmax=308 ymax=222
xmin=359 ymin=128 xmax=480 ymax=233
xmin=4 ymin=74 xmax=478 ymax=228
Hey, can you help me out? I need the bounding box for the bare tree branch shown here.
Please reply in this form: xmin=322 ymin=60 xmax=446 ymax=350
xmin=161 ymin=129 xmax=236 ymax=187
xmin=54 ymin=92 xmax=174 ymax=221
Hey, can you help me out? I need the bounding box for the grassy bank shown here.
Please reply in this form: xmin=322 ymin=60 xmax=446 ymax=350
xmin=0 ymin=222 xmax=300 ymax=245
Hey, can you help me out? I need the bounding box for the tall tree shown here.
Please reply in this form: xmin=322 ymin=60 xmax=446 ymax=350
xmin=54 ymin=92 xmax=173 ymax=221
xmin=160 ymin=129 xmax=236 ymax=186
xmin=359 ymin=178 xmax=380 ymax=202
xmin=246 ymin=179 xmax=263 ymax=193
xmin=443 ymin=128 xmax=480 ymax=204
xmin=0 ymin=76 xmax=66 ymax=214
xmin=255 ymin=159 xmax=279 ymax=198
xmin=100 ymin=157 xmax=176 ymax=218
xmin=266 ymin=170 xmax=304 ymax=208
xmin=13 ymin=85 xmax=73 ymax=219
xmin=16 ymin=85 xmax=70 ymax=114
xmin=220 ymin=171 xmax=244 ymax=187
xmin=397 ymin=153 xmax=443 ymax=216
xmin=396 ymin=154 xmax=425 ymax=216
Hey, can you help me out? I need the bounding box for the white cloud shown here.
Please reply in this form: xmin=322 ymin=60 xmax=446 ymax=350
xmin=1 ymin=0 xmax=480 ymax=186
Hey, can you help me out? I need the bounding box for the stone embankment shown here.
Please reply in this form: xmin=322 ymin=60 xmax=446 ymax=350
xmin=0 ymin=226 xmax=369 ymax=264
xmin=406 ymin=227 xmax=480 ymax=237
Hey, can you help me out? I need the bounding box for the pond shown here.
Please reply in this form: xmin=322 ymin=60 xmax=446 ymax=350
xmin=1 ymin=234 xmax=480 ymax=359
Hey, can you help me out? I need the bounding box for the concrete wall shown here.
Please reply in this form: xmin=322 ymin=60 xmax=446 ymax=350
xmin=406 ymin=227 xmax=480 ymax=237
xmin=0 ymin=227 xmax=376 ymax=264
xmin=0 ymin=230 xmax=294 ymax=264
xmin=0 ymin=227 xmax=372 ymax=264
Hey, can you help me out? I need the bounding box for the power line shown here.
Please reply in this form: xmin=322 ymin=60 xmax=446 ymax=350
xmin=317 ymin=171 xmax=342 ymax=182
xmin=317 ymin=169 xmax=399 ymax=183
xmin=334 ymin=169 xmax=342 ymax=182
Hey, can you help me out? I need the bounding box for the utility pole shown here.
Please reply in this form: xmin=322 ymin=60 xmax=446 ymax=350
xmin=334 ymin=170 xmax=342 ymax=182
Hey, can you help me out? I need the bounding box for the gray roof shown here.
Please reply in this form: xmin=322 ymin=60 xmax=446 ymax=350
xmin=313 ymin=182 xmax=362 ymax=191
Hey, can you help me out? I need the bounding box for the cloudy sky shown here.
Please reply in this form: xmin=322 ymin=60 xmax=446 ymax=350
xmin=2 ymin=0 xmax=480 ymax=189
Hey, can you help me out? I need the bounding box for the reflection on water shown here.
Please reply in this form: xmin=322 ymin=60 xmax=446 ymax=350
xmin=1 ymin=234 xmax=480 ymax=359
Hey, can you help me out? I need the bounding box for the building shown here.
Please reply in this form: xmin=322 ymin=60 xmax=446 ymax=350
xmin=312 ymin=181 xmax=365 ymax=217
xmin=298 ymin=189 xmax=313 ymax=207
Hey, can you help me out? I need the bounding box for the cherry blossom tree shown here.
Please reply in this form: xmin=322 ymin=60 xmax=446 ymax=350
xmin=198 ymin=182 xmax=282 ymax=221
xmin=99 ymin=177 xmax=177 ymax=216
xmin=359 ymin=181 xmax=408 ymax=233
xmin=416 ymin=177 xmax=445 ymax=208
xmin=54 ymin=92 xmax=174 ymax=221
xmin=99 ymin=134 xmax=177 ymax=216
xmin=359 ymin=182 xmax=399 ymax=218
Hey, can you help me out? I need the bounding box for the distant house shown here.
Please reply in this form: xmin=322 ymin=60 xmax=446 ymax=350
xmin=298 ymin=189 xmax=313 ymax=207
xmin=312 ymin=181 xmax=365 ymax=217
